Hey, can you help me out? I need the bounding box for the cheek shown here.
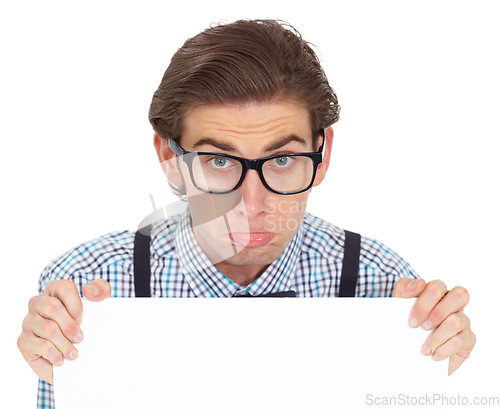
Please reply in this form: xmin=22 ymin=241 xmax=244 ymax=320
xmin=179 ymin=163 xmax=192 ymax=187
xmin=265 ymin=194 xmax=309 ymax=232
xmin=164 ymin=156 xmax=186 ymax=187
xmin=182 ymin=165 xmax=206 ymax=199
xmin=274 ymin=194 xmax=309 ymax=216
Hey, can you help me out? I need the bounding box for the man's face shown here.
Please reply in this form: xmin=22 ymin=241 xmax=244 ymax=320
xmin=156 ymin=100 xmax=332 ymax=281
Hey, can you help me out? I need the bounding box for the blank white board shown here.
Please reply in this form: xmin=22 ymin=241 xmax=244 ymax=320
xmin=55 ymin=298 xmax=446 ymax=408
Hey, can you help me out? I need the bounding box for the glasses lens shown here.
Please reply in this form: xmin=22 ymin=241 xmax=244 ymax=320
xmin=262 ymin=155 xmax=315 ymax=193
xmin=191 ymin=154 xmax=243 ymax=193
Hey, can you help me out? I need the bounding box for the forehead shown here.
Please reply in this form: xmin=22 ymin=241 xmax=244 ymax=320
xmin=181 ymin=101 xmax=312 ymax=150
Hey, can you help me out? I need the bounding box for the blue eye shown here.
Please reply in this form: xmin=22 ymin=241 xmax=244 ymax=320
xmin=274 ymin=156 xmax=290 ymax=167
xmin=210 ymin=157 xmax=230 ymax=168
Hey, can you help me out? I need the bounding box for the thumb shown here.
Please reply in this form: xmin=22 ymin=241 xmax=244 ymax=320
xmin=392 ymin=278 xmax=426 ymax=298
xmin=82 ymin=279 xmax=112 ymax=301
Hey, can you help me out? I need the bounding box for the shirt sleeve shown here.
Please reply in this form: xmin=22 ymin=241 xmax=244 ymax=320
xmin=37 ymin=378 xmax=54 ymax=409
xmin=358 ymin=235 xmax=419 ymax=297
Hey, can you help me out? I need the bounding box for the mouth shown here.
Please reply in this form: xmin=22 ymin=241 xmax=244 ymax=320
xmin=229 ymin=232 xmax=275 ymax=248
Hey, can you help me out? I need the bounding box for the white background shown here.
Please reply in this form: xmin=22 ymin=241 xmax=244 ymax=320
xmin=1 ymin=0 xmax=499 ymax=407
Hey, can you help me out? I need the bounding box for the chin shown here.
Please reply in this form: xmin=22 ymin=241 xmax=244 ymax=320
xmin=223 ymin=244 xmax=282 ymax=266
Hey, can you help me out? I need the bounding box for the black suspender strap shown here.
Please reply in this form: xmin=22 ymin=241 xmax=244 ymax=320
xmin=133 ymin=224 xmax=153 ymax=297
xmin=338 ymin=230 xmax=361 ymax=297
xmin=132 ymin=225 xmax=360 ymax=298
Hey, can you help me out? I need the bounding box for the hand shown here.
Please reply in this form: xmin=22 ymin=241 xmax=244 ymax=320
xmin=393 ymin=278 xmax=476 ymax=375
xmin=17 ymin=278 xmax=111 ymax=384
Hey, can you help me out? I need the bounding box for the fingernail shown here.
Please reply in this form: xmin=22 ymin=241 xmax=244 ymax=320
xmin=74 ymin=332 xmax=84 ymax=343
xmin=409 ymin=317 xmax=419 ymax=328
xmin=422 ymin=320 xmax=433 ymax=330
xmin=421 ymin=345 xmax=431 ymax=356
xmin=76 ymin=316 xmax=83 ymax=325
xmin=408 ymin=279 xmax=419 ymax=290
xmin=86 ymin=284 xmax=99 ymax=297
xmin=55 ymin=359 xmax=64 ymax=367
xmin=69 ymin=350 xmax=79 ymax=360
xmin=432 ymin=354 xmax=442 ymax=361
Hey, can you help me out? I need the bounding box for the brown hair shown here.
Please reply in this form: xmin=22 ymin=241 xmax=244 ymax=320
xmin=149 ymin=19 xmax=340 ymax=141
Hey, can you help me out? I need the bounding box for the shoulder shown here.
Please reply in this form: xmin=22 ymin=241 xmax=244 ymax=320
xmin=38 ymin=229 xmax=135 ymax=292
xmin=301 ymin=212 xmax=345 ymax=263
xmin=150 ymin=213 xmax=183 ymax=259
xmin=359 ymin=234 xmax=417 ymax=280
xmin=38 ymin=215 xmax=183 ymax=293
xmin=301 ymin=212 xmax=418 ymax=280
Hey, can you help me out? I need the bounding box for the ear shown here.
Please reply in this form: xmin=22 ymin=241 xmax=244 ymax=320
xmin=312 ymin=127 xmax=334 ymax=187
xmin=153 ymin=133 xmax=184 ymax=187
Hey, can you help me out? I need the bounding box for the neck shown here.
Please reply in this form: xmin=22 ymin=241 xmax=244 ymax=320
xmin=213 ymin=261 xmax=269 ymax=286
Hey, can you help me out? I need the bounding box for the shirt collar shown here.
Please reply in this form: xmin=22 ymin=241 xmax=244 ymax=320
xmin=174 ymin=209 xmax=303 ymax=297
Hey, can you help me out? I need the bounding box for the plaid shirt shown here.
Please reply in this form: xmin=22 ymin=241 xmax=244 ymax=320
xmin=37 ymin=210 xmax=418 ymax=408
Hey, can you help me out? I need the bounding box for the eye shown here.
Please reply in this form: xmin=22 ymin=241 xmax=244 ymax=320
xmin=273 ymin=156 xmax=291 ymax=167
xmin=209 ymin=156 xmax=230 ymax=169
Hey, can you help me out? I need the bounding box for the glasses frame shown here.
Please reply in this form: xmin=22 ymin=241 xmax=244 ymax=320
xmin=168 ymin=129 xmax=325 ymax=195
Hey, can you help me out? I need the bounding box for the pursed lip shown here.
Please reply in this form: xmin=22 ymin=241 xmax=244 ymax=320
xmin=229 ymin=232 xmax=275 ymax=248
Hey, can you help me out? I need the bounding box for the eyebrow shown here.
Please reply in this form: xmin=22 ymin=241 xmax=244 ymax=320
xmin=192 ymin=138 xmax=235 ymax=151
xmin=264 ymin=135 xmax=307 ymax=152
xmin=191 ymin=134 xmax=307 ymax=153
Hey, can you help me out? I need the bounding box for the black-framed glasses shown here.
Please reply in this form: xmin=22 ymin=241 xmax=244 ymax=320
xmin=168 ymin=129 xmax=325 ymax=195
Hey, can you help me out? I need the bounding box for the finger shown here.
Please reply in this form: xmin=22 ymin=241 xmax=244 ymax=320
xmin=18 ymin=331 xmax=65 ymax=366
xmin=29 ymin=314 xmax=80 ymax=361
xmin=448 ymin=329 xmax=476 ymax=375
xmin=30 ymin=295 xmax=83 ymax=344
xmin=29 ymin=357 xmax=54 ymax=385
xmin=392 ymin=278 xmax=426 ymax=298
xmin=24 ymin=354 xmax=54 ymax=385
xmin=82 ymin=279 xmax=112 ymax=301
xmin=431 ymin=331 xmax=469 ymax=362
xmin=419 ymin=286 xmax=470 ymax=331
xmin=17 ymin=332 xmax=64 ymax=384
xmin=421 ymin=312 xmax=468 ymax=357
xmin=44 ymin=280 xmax=84 ymax=324
xmin=408 ymin=280 xmax=447 ymax=328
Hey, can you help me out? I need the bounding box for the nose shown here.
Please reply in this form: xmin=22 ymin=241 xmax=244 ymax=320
xmin=235 ymin=168 xmax=272 ymax=218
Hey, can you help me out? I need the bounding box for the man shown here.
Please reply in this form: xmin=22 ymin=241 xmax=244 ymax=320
xmin=18 ymin=19 xmax=475 ymax=409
